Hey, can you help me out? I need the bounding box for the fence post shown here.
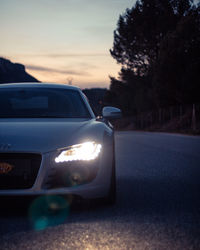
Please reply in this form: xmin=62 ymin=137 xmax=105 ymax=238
xmin=191 ymin=104 xmax=196 ymax=131
xmin=159 ymin=108 xmax=162 ymax=125
xmin=170 ymin=106 xmax=173 ymax=121
xmin=180 ymin=105 xmax=182 ymax=121
xmin=140 ymin=114 xmax=143 ymax=129
xmin=150 ymin=112 xmax=153 ymax=128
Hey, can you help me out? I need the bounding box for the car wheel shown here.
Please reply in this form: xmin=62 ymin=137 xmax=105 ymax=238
xmin=103 ymin=147 xmax=116 ymax=205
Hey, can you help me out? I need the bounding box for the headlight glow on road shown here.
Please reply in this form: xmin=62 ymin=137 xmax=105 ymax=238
xmin=55 ymin=141 xmax=102 ymax=163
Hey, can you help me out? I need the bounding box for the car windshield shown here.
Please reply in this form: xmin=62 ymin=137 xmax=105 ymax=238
xmin=0 ymin=88 xmax=91 ymax=118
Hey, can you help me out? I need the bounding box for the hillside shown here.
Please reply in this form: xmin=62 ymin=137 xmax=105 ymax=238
xmin=0 ymin=57 xmax=39 ymax=83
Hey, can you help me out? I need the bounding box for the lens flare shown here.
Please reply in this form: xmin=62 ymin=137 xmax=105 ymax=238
xmin=29 ymin=195 xmax=70 ymax=231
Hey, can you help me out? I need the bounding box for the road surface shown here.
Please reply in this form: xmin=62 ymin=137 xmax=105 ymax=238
xmin=0 ymin=131 xmax=200 ymax=249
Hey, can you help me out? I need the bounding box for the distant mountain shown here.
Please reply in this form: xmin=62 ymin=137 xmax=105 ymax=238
xmin=0 ymin=57 xmax=39 ymax=84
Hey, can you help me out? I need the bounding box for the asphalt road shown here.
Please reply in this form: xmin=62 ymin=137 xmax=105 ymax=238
xmin=0 ymin=131 xmax=200 ymax=250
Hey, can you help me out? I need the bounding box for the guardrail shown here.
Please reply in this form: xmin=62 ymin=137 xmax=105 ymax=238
xmin=114 ymin=103 xmax=200 ymax=134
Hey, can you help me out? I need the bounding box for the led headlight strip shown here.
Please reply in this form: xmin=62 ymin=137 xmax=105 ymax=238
xmin=55 ymin=141 xmax=102 ymax=163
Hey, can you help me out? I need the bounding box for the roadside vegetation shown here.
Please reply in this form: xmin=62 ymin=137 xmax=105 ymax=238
xmin=105 ymin=0 xmax=200 ymax=134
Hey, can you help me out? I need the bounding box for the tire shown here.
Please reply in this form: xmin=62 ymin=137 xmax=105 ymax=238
xmin=104 ymin=145 xmax=116 ymax=205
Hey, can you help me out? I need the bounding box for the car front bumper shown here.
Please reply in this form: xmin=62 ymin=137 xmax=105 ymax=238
xmin=0 ymin=147 xmax=113 ymax=199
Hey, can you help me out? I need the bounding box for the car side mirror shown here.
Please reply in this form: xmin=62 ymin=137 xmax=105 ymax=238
xmin=102 ymin=106 xmax=122 ymax=119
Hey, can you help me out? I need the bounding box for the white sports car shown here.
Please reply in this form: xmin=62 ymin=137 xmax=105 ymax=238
xmin=0 ymin=83 xmax=121 ymax=204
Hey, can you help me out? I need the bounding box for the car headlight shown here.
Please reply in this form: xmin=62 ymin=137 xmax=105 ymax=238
xmin=55 ymin=141 xmax=102 ymax=163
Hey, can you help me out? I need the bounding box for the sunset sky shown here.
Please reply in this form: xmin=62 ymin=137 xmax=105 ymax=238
xmin=0 ymin=0 xmax=135 ymax=88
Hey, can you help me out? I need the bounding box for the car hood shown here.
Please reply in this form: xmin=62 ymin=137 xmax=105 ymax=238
xmin=0 ymin=118 xmax=104 ymax=153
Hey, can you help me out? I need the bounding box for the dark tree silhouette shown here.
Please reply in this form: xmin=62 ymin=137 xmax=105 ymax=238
xmin=106 ymin=0 xmax=200 ymax=115
xmin=110 ymin=0 xmax=183 ymax=75
xmin=153 ymin=5 xmax=200 ymax=106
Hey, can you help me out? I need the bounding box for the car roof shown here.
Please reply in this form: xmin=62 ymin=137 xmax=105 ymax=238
xmin=0 ymin=82 xmax=81 ymax=91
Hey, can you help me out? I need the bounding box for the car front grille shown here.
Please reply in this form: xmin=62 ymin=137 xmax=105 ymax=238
xmin=0 ymin=153 xmax=41 ymax=189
